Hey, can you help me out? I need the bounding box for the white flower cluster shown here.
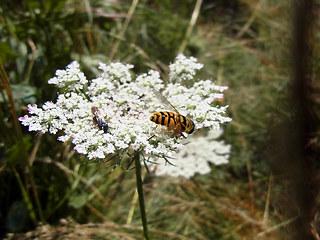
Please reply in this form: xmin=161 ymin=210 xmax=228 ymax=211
xmin=47 ymin=61 xmax=87 ymax=90
xmin=169 ymin=53 xmax=204 ymax=82
xmin=19 ymin=55 xmax=231 ymax=169
xmin=150 ymin=129 xmax=231 ymax=179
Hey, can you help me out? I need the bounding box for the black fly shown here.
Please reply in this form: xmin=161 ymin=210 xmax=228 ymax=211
xmin=91 ymin=106 xmax=110 ymax=134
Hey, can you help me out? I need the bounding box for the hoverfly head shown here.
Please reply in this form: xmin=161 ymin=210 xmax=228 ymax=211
xmin=187 ymin=120 xmax=195 ymax=134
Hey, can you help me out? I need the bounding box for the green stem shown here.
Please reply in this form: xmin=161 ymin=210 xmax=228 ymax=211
xmin=133 ymin=151 xmax=150 ymax=240
xmin=12 ymin=167 xmax=38 ymax=225
xmin=178 ymin=0 xmax=203 ymax=54
xmin=109 ymin=0 xmax=139 ymax=60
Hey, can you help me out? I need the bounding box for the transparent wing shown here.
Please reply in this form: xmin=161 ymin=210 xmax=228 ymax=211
xmin=152 ymin=89 xmax=180 ymax=114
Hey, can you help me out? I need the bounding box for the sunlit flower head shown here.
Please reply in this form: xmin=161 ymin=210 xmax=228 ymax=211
xmin=19 ymin=55 xmax=231 ymax=176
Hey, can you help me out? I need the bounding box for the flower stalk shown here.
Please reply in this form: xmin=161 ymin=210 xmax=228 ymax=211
xmin=134 ymin=151 xmax=150 ymax=240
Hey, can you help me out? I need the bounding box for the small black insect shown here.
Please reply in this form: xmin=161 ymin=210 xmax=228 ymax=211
xmin=91 ymin=106 xmax=110 ymax=133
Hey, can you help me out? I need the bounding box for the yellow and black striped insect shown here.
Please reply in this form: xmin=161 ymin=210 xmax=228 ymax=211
xmin=91 ymin=106 xmax=110 ymax=133
xmin=148 ymin=90 xmax=195 ymax=141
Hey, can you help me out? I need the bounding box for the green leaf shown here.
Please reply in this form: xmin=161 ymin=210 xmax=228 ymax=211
xmin=68 ymin=193 xmax=89 ymax=209
xmin=0 ymin=42 xmax=16 ymax=62
xmin=6 ymin=136 xmax=32 ymax=166
xmin=0 ymin=83 xmax=37 ymax=104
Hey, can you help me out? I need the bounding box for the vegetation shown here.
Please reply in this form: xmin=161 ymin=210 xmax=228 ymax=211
xmin=0 ymin=0 xmax=319 ymax=239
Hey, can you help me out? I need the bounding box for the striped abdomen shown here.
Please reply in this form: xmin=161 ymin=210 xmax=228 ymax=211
xmin=150 ymin=111 xmax=195 ymax=134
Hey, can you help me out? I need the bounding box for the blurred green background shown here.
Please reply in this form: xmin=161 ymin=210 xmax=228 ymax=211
xmin=0 ymin=0 xmax=318 ymax=239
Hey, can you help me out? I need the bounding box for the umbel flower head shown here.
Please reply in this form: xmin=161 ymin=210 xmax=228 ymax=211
xmin=19 ymin=54 xmax=231 ymax=174
xmin=150 ymin=129 xmax=231 ymax=179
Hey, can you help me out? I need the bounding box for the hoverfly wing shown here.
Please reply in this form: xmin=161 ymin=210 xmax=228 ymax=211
xmin=152 ymin=89 xmax=180 ymax=114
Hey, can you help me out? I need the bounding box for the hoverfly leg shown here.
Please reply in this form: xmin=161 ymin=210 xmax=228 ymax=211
xmin=147 ymin=126 xmax=158 ymax=141
xmin=147 ymin=134 xmax=156 ymax=141
xmin=170 ymin=131 xmax=186 ymax=139
xmin=148 ymin=127 xmax=171 ymax=141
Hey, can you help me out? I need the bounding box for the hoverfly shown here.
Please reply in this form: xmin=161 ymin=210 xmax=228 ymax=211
xmin=148 ymin=90 xmax=195 ymax=141
xmin=91 ymin=106 xmax=110 ymax=133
